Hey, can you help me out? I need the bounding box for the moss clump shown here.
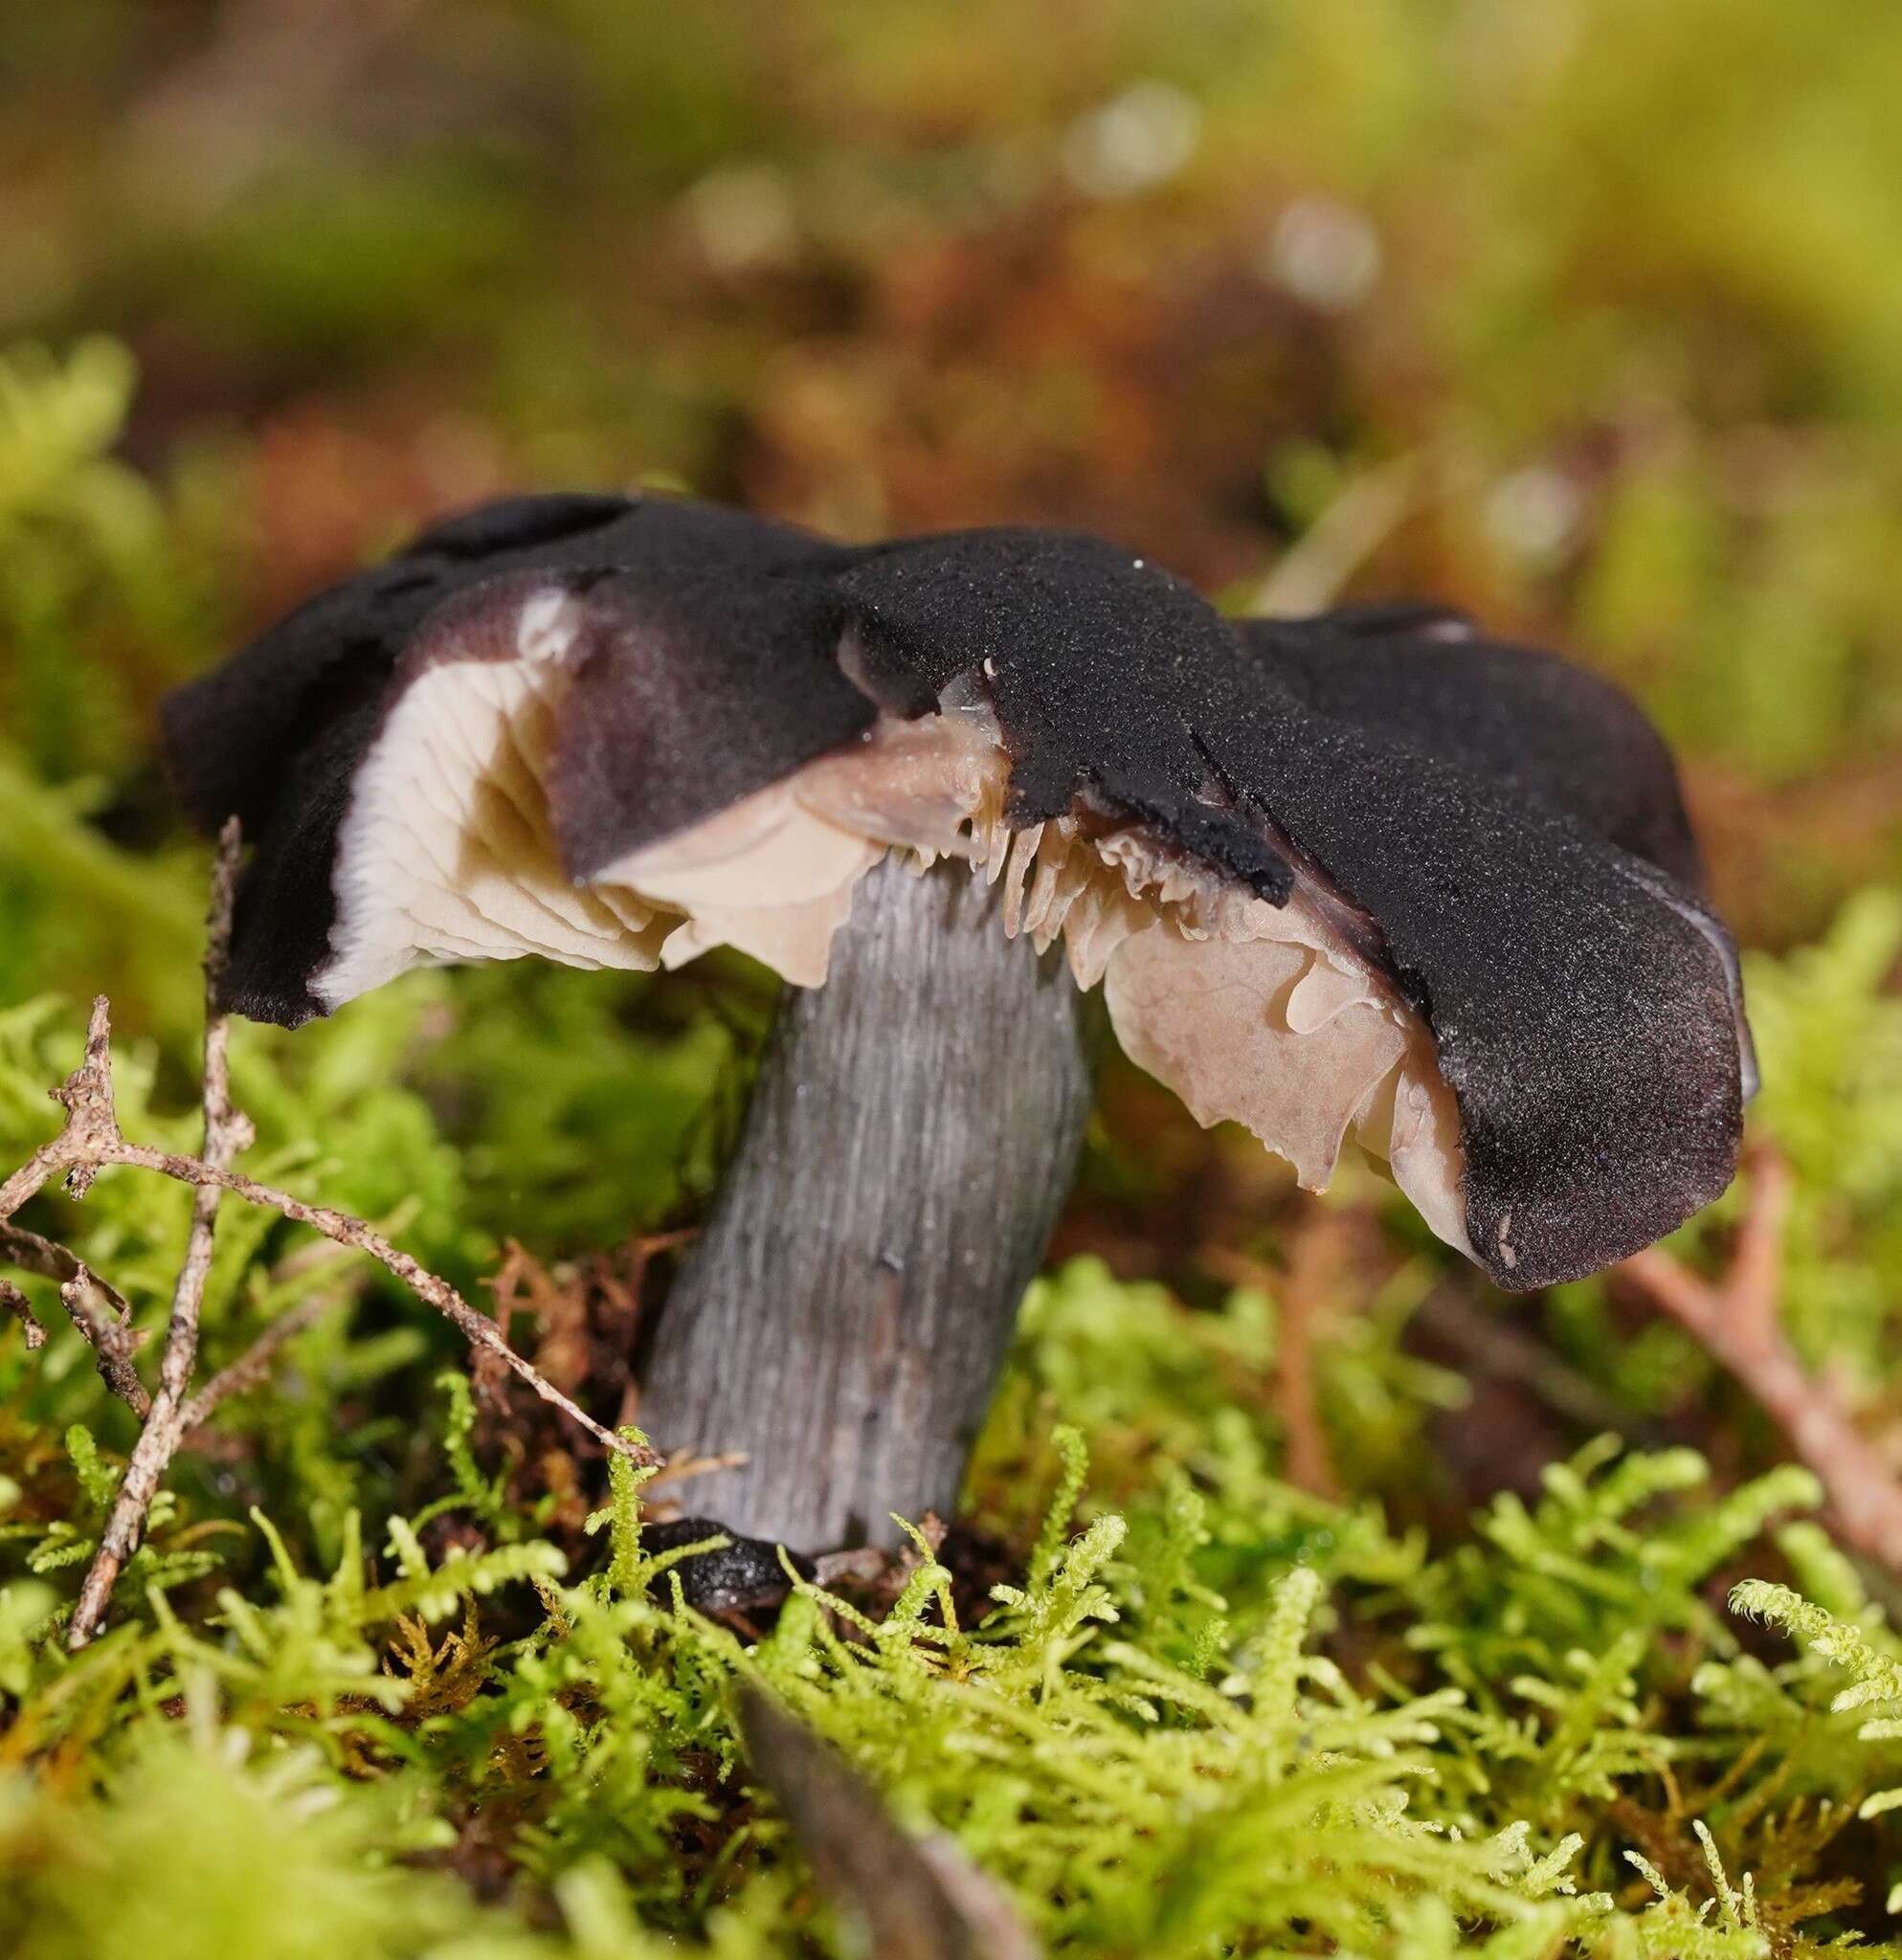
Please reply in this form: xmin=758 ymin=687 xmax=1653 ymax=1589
xmin=0 ymin=1401 xmax=1886 ymax=1958
xmin=8 ymin=40 xmax=1902 ymax=1931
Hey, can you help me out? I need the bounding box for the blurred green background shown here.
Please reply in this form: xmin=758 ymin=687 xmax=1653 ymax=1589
xmin=11 ymin=0 xmax=1902 ymax=1526
xmin=8 ymin=0 xmax=1902 ymax=1491
xmin=11 ymin=0 xmax=1902 ymax=949
xmin=9 ymin=6 xmax=1902 ymax=1951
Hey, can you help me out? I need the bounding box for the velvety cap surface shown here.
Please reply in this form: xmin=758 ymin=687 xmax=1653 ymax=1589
xmin=161 ymin=494 xmax=1747 ymax=1287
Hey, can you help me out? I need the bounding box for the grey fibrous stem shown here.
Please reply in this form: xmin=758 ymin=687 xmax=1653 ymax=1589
xmin=638 ymin=855 xmax=1096 ymax=1554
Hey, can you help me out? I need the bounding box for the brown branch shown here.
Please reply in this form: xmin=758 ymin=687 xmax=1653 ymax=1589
xmin=182 ymin=1291 xmax=341 ymax=1430
xmin=1207 ymin=1206 xmax=1341 ymax=1500
xmin=1276 ymin=1205 xmax=1343 ymax=1501
xmin=78 ymin=1140 xmax=659 ymax=1471
xmin=647 ymin=1447 xmax=751 ymax=1492
xmin=1618 ymin=1145 xmax=1902 ymax=1571
xmin=0 ymin=1222 xmax=132 ymax=1320
xmin=0 ymin=827 xmax=658 ymax=1645
xmin=0 ymin=1279 xmax=43 ymax=1351
xmin=740 ymin=1686 xmax=1041 ymax=1960
xmin=0 ymin=1221 xmax=149 ymax=1414
xmin=71 ymin=822 xmax=247 ymax=1645
xmin=0 ymin=1003 xmax=660 ymax=1479
xmin=0 ymin=995 xmax=118 ymax=1221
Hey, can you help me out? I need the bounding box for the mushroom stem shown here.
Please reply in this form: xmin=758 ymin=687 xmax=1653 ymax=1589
xmin=638 ymin=853 xmax=1095 ymax=1554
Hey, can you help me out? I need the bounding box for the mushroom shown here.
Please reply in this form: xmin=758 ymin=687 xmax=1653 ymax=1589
xmin=161 ymin=493 xmax=1752 ymax=1566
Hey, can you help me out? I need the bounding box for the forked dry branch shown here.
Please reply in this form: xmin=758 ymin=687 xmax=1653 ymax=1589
xmin=0 ymin=823 xmax=659 ymax=1649
xmin=1620 ymin=1145 xmax=1902 ymax=1571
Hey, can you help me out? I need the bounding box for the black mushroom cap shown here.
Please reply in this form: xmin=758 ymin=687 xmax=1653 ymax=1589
xmin=160 ymin=492 xmax=1751 ymax=1291
xmin=162 ymin=494 xmax=868 ymax=1020
xmin=1254 ymin=602 xmax=1707 ymax=889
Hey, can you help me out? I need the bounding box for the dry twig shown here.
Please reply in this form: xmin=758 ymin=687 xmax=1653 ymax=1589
xmin=1619 ymin=1144 xmax=1902 ymax=1571
xmin=0 ymin=1278 xmax=43 ymax=1351
xmin=483 ymin=1229 xmax=694 ymax=1436
xmin=1206 ymin=1206 xmax=1341 ymax=1500
xmin=0 ymin=826 xmax=659 ymax=1647
xmin=1251 ymin=449 xmax=1425 ymax=618
xmin=37 ymin=1124 xmax=655 ymax=1464
xmin=0 ymin=1221 xmax=147 ymax=1409
xmin=181 ymin=1292 xmax=338 ymax=1431
xmin=69 ymin=822 xmax=248 ymax=1643
xmin=740 ymin=1685 xmax=1041 ymax=1960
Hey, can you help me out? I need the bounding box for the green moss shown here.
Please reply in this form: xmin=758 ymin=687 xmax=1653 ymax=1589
xmin=9 ymin=5 xmax=1902 ymax=1935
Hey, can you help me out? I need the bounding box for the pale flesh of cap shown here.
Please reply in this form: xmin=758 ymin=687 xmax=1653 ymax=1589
xmin=317 ymin=584 xmax=1472 ymax=1256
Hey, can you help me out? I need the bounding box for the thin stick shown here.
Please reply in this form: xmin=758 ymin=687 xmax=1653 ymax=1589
xmin=0 ymin=1280 xmax=42 ymax=1350
xmin=70 ymin=821 xmax=246 ymax=1646
xmin=0 ymin=997 xmax=118 ymax=1221
xmin=0 ymin=828 xmax=657 ymax=1645
xmin=0 ymin=1222 xmax=148 ymax=1414
xmin=0 ymin=1088 xmax=655 ymax=1478
xmin=1206 ymin=1214 xmax=1340 ymax=1500
xmin=1619 ymin=1146 xmax=1902 ymax=1572
xmin=90 ymin=1142 xmax=654 ymax=1464
xmin=1276 ymin=1207 xmax=1343 ymax=1500
xmin=182 ymin=1291 xmax=341 ymax=1429
xmin=1251 ymin=450 xmax=1424 ymax=618
xmin=0 ymin=1224 xmax=132 ymax=1322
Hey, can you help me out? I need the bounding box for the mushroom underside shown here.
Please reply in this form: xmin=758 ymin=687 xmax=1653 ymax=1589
xmin=319 ymin=589 xmax=1472 ymax=1256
